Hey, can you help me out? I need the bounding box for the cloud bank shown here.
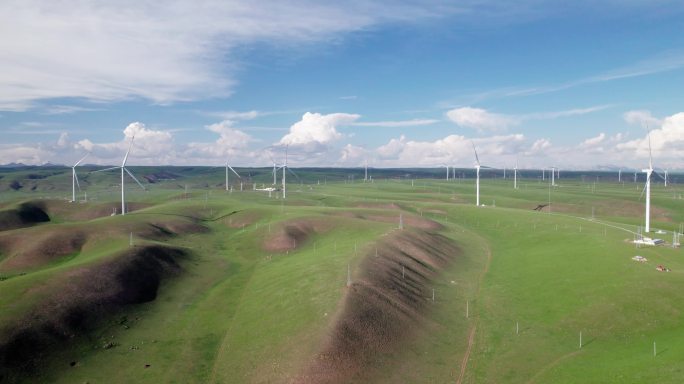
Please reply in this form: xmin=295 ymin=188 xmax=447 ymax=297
xmin=2 ymin=110 xmax=684 ymax=170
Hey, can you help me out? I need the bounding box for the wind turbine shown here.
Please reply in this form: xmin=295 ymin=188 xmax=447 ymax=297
xmin=641 ymin=134 xmax=654 ymax=233
xmin=440 ymin=164 xmax=449 ymax=180
xmin=618 ymin=168 xmax=622 ymax=183
xmin=550 ymin=166 xmax=557 ymax=187
xmin=283 ymin=146 xmax=288 ymax=199
xmin=92 ymin=136 xmax=146 ymax=215
xmin=472 ymin=142 xmax=491 ymax=206
xmin=664 ymin=169 xmax=668 ymax=187
xmin=224 ymin=162 xmax=241 ymax=191
xmin=276 ymin=145 xmax=302 ymax=200
xmin=514 ymin=159 xmax=519 ymax=190
xmin=364 ymin=159 xmax=368 ymax=182
xmin=268 ymin=155 xmax=280 ymax=185
xmin=70 ymin=153 xmax=89 ymax=202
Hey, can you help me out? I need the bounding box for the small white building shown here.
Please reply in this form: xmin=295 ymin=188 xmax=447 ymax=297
xmin=633 ymin=237 xmax=665 ymax=246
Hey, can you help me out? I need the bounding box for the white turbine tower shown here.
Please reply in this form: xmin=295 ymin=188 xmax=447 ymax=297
xmin=364 ymin=159 xmax=368 ymax=182
xmin=642 ymin=134 xmax=654 ymax=233
xmin=550 ymin=166 xmax=557 ymax=186
xmin=93 ymin=135 xmax=146 ymax=215
xmin=272 ymin=161 xmax=278 ymax=185
xmin=268 ymin=155 xmax=280 ymax=185
xmin=514 ymin=159 xmax=519 ymax=190
xmin=440 ymin=164 xmax=449 ymax=180
xmin=70 ymin=153 xmax=89 ymax=202
xmin=283 ymin=146 xmax=288 ymax=199
xmin=618 ymin=168 xmax=622 ymax=183
xmin=472 ymin=142 xmax=490 ymax=206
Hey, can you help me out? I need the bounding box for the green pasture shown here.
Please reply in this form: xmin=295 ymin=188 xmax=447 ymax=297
xmin=0 ymin=168 xmax=682 ymax=383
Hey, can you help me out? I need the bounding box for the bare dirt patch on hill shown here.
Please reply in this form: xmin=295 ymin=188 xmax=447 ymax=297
xmin=0 ymin=230 xmax=86 ymax=272
xmin=0 ymin=245 xmax=188 ymax=381
xmin=263 ymin=218 xmax=334 ymax=252
xmin=297 ymin=229 xmax=461 ymax=383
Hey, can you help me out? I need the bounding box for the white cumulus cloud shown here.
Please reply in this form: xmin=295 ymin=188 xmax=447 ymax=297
xmin=618 ymin=112 xmax=684 ymax=163
xmin=375 ymin=133 xmax=525 ymax=167
xmin=446 ymin=107 xmax=518 ymax=132
xmin=623 ymin=110 xmax=662 ymax=128
xmin=77 ymin=122 xmax=175 ymax=164
xmin=581 ymin=133 xmax=606 ymax=147
xmin=185 ymin=120 xmax=254 ymax=162
xmin=280 ymin=112 xmax=359 ymax=146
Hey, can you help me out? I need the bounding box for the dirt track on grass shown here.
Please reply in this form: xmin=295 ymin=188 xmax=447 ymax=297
xmin=296 ymin=229 xmax=461 ymax=383
xmin=331 ymin=211 xmax=443 ymax=231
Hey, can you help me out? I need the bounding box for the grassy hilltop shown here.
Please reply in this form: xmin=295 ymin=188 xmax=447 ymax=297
xmin=0 ymin=167 xmax=682 ymax=383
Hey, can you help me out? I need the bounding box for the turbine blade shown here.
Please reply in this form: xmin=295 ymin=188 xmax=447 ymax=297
xmin=287 ymin=166 xmax=302 ymax=182
xmin=639 ymin=181 xmax=647 ymax=200
xmin=124 ymin=167 xmax=146 ymax=190
xmin=74 ymin=170 xmax=82 ymax=191
xmin=471 ymin=142 xmax=480 ymax=166
xmin=647 ymin=131 xmax=653 ymax=169
xmin=74 ymin=153 xmax=89 ymax=167
xmin=639 ymin=172 xmax=653 ymax=200
xmin=227 ymin=165 xmax=241 ymax=178
xmin=122 ymin=135 xmax=135 ymax=166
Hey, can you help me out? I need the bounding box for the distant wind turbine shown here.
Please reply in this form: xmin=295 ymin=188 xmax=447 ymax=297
xmin=514 ymin=159 xmax=519 ymax=190
xmin=224 ymin=162 xmax=241 ymax=191
xmin=268 ymin=155 xmax=280 ymax=185
xmin=472 ymin=142 xmax=491 ymax=206
xmin=283 ymin=146 xmax=288 ymax=199
xmin=276 ymin=145 xmax=300 ymax=199
xmin=440 ymin=164 xmax=450 ymax=180
xmin=92 ymin=135 xmax=146 ymax=215
xmin=70 ymin=153 xmax=89 ymax=202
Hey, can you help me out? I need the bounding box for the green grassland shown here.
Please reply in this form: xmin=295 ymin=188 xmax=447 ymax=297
xmin=0 ymin=166 xmax=682 ymax=383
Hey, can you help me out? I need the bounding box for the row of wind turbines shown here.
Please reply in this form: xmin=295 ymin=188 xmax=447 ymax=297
xmin=470 ymin=135 xmax=667 ymax=235
xmin=69 ymin=137 xmax=298 ymax=215
xmin=68 ymin=135 xmax=669 ymax=233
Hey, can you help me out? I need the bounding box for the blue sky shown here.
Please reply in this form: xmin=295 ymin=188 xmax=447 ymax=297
xmin=1 ymin=1 xmax=684 ymax=169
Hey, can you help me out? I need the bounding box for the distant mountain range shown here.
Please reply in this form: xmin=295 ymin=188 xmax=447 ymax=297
xmin=0 ymin=162 xmax=65 ymax=168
